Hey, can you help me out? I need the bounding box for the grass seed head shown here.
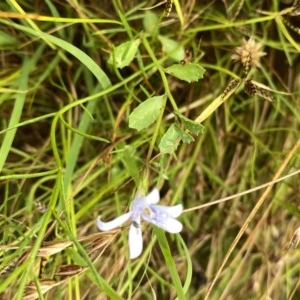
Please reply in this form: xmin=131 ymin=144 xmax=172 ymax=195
xmin=231 ymin=37 xmax=266 ymax=68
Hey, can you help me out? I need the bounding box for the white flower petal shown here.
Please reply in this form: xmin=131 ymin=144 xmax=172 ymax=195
xmin=144 ymin=215 xmax=183 ymax=233
xmin=129 ymin=223 xmax=143 ymax=259
xmin=150 ymin=204 xmax=183 ymax=218
xmin=96 ymin=212 xmax=132 ymax=231
xmin=144 ymin=188 xmax=160 ymax=205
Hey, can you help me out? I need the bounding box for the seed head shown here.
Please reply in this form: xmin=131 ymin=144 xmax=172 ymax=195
xmin=231 ymin=37 xmax=266 ymax=68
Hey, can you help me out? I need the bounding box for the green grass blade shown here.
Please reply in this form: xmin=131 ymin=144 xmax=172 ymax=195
xmin=0 ymin=19 xmax=111 ymax=89
xmin=0 ymin=48 xmax=43 ymax=172
xmin=154 ymin=227 xmax=186 ymax=300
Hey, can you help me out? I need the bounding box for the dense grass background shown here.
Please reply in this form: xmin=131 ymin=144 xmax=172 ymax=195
xmin=1 ymin=0 xmax=300 ymax=299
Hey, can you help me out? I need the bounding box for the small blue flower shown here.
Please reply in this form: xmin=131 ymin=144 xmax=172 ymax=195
xmin=97 ymin=188 xmax=183 ymax=259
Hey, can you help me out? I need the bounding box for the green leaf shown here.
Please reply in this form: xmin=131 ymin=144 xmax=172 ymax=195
xmin=159 ymin=123 xmax=197 ymax=153
xmin=159 ymin=124 xmax=181 ymax=154
xmin=176 ymin=126 xmax=194 ymax=144
xmin=165 ymin=63 xmax=205 ymax=83
xmin=158 ymin=35 xmax=185 ymax=61
xmin=108 ymin=39 xmax=140 ymax=69
xmin=177 ymin=113 xmax=204 ymax=134
xmin=129 ymin=95 xmax=165 ymax=130
xmin=143 ymin=11 xmax=159 ymax=34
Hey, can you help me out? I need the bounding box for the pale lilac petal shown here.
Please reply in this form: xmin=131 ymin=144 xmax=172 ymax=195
xmin=150 ymin=204 xmax=183 ymax=218
xmin=143 ymin=214 xmax=183 ymax=233
xmin=96 ymin=212 xmax=132 ymax=231
xmin=131 ymin=188 xmax=160 ymax=211
xmin=144 ymin=188 xmax=160 ymax=205
xmin=129 ymin=223 xmax=143 ymax=259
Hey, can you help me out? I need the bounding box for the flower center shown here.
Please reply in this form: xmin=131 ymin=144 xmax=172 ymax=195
xmin=144 ymin=206 xmax=153 ymax=217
